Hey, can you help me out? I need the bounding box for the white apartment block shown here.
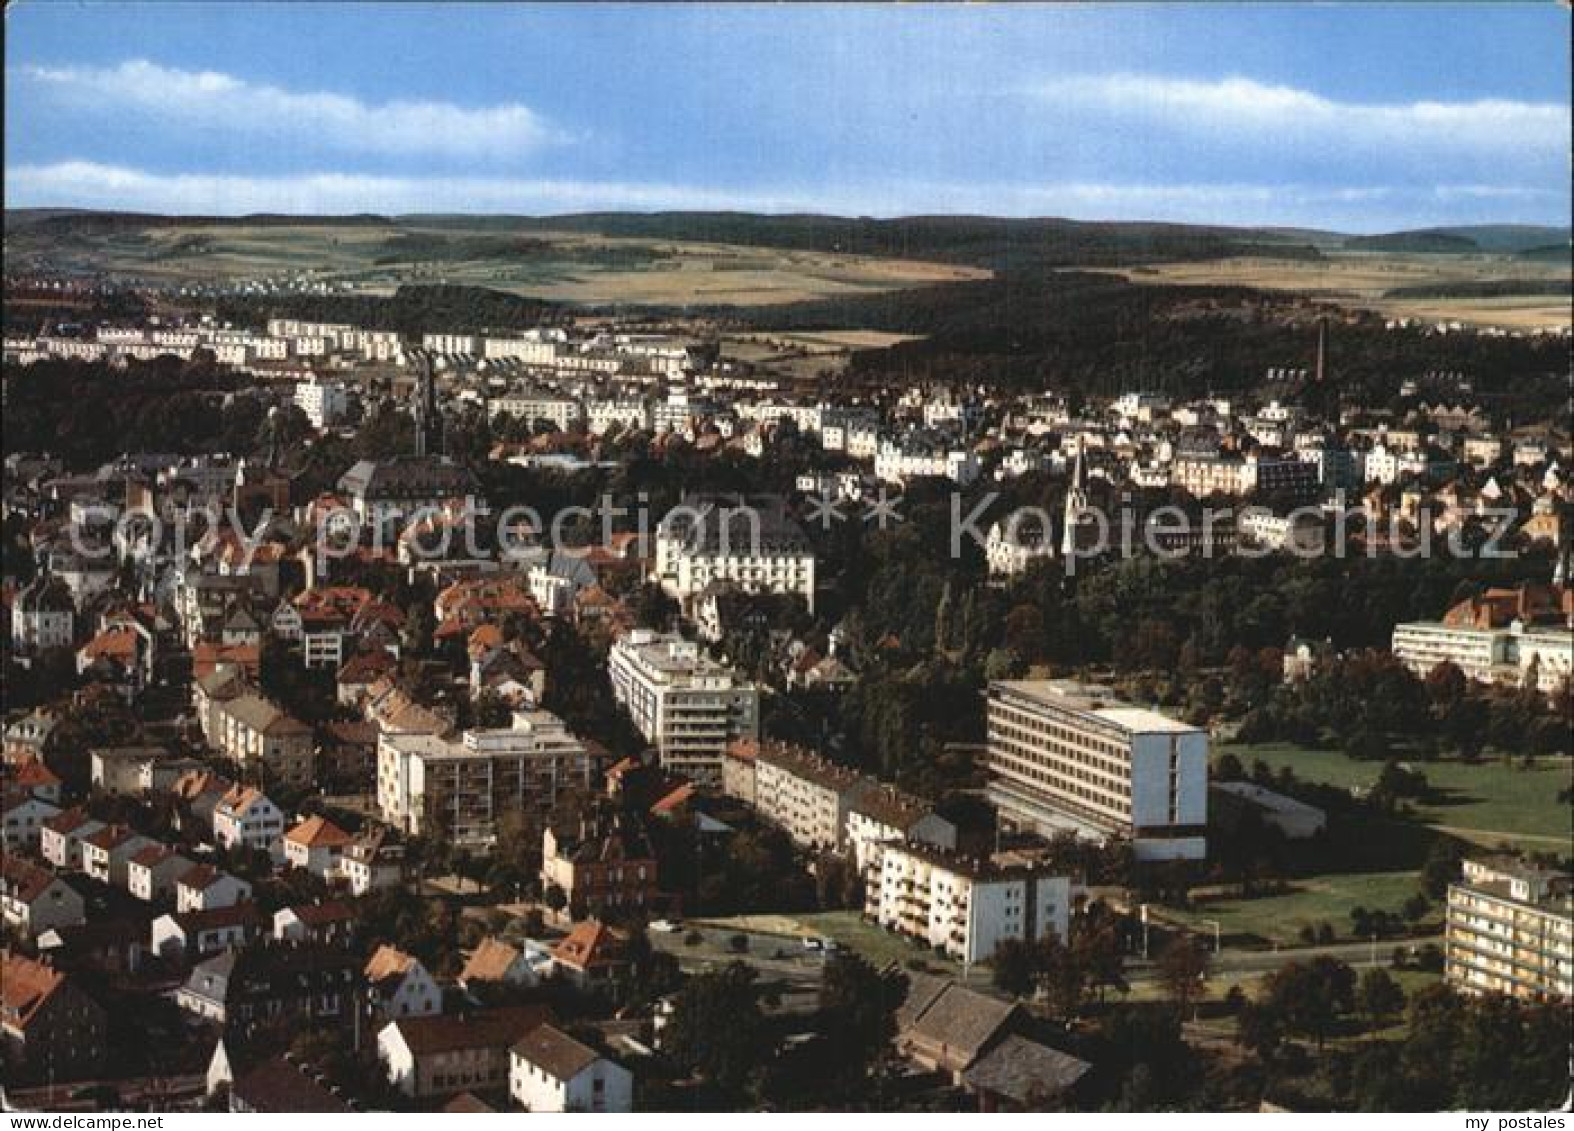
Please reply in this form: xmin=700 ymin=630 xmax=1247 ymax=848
xmin=607 ymin=630 xmax=760 ymax=785
xmin=653 ymin=497 xmax=816 ymax=612
xmin=1392 ymin=620 xmax=1572 ymax=694
xmin=585 ymin=398 xmax=652 ymax=436
xmin=874 ymin=440 xmax=981 ymax=487
xmin=985 ymin=680 xmax=1208 ymax=861
xmin=1446 ymin=858 xmax=1572 ymax=1001
xmin=483 ymin=335 xmax=560 ymax=365
xmin=868 ymin=841 xmax=1072 ymax=965
xmin=377 ymin=710 xmax=591 ymax=851
xmin=751 ymin=743 xmax=873 ymax=853
xmin=422 ymin=333 xmax=480 ymax=356
xmin=493 ymin=390 xmax=583 ymax=430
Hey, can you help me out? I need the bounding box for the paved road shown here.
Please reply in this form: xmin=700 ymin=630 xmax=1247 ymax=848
xmin=1125 ymin=932 xmax=1444 ymax=984
xmin=649 ymin=923 xmax=830 ymax=1006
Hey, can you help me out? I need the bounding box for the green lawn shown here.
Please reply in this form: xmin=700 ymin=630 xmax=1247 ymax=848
xmin=1164 ymin=870 xmax=1431 ymax=946
xmin=1218 ymin=743 xmax=1573 ymax=850
xmin=795 ymin=911 xmax=966 ymax=978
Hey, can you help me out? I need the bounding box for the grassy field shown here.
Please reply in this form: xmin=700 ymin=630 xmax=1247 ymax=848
xmin=1164 ymin=870 xmax=1432 ymax=947
xmin=1114 ymin=251 xmax=1570 ymax=330
xmin=1218 ymin=743 xmax=1573 ymax=850
xmin=794 ymin=910 xmax=965 ymax=977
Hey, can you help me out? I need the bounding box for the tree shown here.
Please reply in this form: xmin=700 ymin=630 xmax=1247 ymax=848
xmin=1260 ymin=956 xmax=1356 ymax=1050
xmin=663 ymin=962 xmax=771 ymax=1099
xmin=816 ymin=953 xmax=907 ymax=1093
xmin=1357 ymin=967 xmax=1406 ymax=1027
xmin=543 ymin=883 xmax=567 ymax=913
xmin=1156 ymin=934 xmax=1208 ymax=1016
xmin=991 ymin=937 xmax=1037 ymax=998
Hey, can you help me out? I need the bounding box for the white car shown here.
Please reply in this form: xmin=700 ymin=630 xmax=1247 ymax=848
xmin=649 ymin=919 xmax=681 ymax=934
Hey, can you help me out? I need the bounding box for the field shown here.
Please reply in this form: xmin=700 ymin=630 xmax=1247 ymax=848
xmin=3 ymin=218 xmax=988 ymax=308
xmin=1114 ymin=251 xmax=1570 ymax=331
xmin=1218 ymin=743 xmax=1574 ymax=850
xmin=1164 ymin=870 xmax=1432 ymax=947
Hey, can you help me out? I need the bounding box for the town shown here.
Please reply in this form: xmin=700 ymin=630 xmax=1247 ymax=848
xmin=3 ymin=1 xmax=1571 ymax=1119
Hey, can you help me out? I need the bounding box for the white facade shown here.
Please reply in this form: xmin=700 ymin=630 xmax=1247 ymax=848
xmin=607 ymin=630 xmax=760 ymax=785
xmin=985 ymin=680 xmax=1208 ymax=861
xmin=295 ymin=377 xmax=350 ymax=428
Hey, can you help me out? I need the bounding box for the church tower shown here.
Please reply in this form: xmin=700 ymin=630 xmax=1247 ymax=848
xmin=1060 ymin=438 xmax=1091 ymax=557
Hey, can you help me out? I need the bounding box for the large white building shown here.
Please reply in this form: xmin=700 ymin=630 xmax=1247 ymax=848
xmin=985 ymin=680 xmax=1208 ymax=861
xmin=607 ymin=630 xmax=760 ymax=785
xmin=653 ymin=495 xmax=816 ymax=612
xmin=1446 ymin=857 xmax=1572 ymax=1001
xmin=867 ymin=842 xmax=1072 ymax=965
xmin=294 ymin=376 xmax=350 ymax=428
xmin=377 ymin=710 xmax=592 ymax=851
xmin=1392 ymin=585 xmax=1573 ymax=695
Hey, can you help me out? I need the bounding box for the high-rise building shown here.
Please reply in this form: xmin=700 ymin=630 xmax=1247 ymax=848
xmin=984 ymin=680 xmax=1208 ymax=861
xmin=1446 ymin=857 xmax=1572 ymax=1001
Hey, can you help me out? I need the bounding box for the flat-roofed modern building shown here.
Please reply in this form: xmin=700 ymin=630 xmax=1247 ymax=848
xmin=985 ymin=680 xmax=1207 ymax=861
xmin=1446 ymin=857 xmax=1572 ymax=1001
xmin=607 ymin=629 xmax=759 ymax=786
xmin=868 ymin=842 xmax=1072 ymax=965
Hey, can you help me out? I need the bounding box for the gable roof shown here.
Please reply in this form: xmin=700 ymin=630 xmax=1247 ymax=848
xmin=365 ymin=944 xmax=420 ymax=989
xmin=551 ymin=919 xmax=627 ymax=972
xmin=231 ymin=1056 xmax=352 ymax=1113
xmin=1 ymin=952 xmax=69 ymax=1029
xmin=510 ymin=1023 xmax=601 ymax=1081
xmin=460 ymin=937 xmax=523 ymax=984
xmin=385 ymin=1004 xmax=554 ymax=1056
xmin=1 ymin=855 xmax=71 ymax=905
xmin=960 ymin=1034 xmax=1091 ymax=1104
xmin=897 ymin=974 xmax=1020 ymax=1066
xmin=284 ymin=815 xmax=354 ymax=849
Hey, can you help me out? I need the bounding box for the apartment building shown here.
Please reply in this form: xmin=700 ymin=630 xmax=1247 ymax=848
xmin=845 ymin=786 xmax=959 ymax=883
xmin=751 ymin=742 xmax=873 ymax=853
xmin=985 ymin=680 xmax=1208 ymax=861
xmin=1446 ymin=857 xmax=1572 ymax=1001
xmin=868 ymin=842 xmax=1072 ymax=965
xmin=492 ymin=389 xmax=583 ymax=430
xmin=210 ymin=693 xmax=315 ymax=788
xmin=377 ymin=710 xmax=591 ymax=851
xmin=607 ymin=629 xmax=760 ymax=785
xmin=653 ymin=495 xmax=816 ymax=612
xmin=540 ymin=813 xmax=659 ymax=917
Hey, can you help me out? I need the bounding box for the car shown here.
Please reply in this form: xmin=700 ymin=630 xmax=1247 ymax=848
xmin=801 ymin=937 xmax=822 ymax=952
xmin=649 ymin=919 xmax=681 ymax=933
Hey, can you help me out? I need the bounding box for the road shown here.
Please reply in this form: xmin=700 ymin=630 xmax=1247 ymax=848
xmin=1124 ymin=932 xmax=1444 ymax=985
xmin=649 ymin=923 xmax=829 ymax=1012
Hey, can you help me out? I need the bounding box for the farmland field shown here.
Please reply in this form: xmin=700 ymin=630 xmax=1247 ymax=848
xmin=3 ymin=218 xmax=989 ymax=308
xmin=1113 ymin=251 xmax=1570 ymax=330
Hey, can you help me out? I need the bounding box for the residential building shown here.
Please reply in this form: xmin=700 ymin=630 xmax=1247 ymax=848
xmin=272 ymin=900 xmax=356 ymax=945
xmin=38 ymin=809 xmax=105 ymax=870
xmin=81 ymin=825 xmax=156 ymax=886
xmin=377 ymin=710 xmax=591 ymax=851
xmin=1392 ymin=584 xmax=1573 ymax=694
xmin=366 ymin=944 xmax=443 ymax=1022
xmin=282 ymin=814 xmax=354 ymax=878
xmin=176 ymin=865 xmax=253 ymax=913
xmin=459 ymin=938 xmax=540 ymax=991
xmin=125 ymin=844 xmax=195 ymax=902
xmin=540 ymin=813 xmax=658 ymax=918
xmin=550 ymin=919 xmax=631 ymax=993
xmin=845 ymin=785 xmax=959 ymax=883
xmin=212 ymin=786 xmax=285 ymax=853
xmin=751 ymin=741 xmax=873 ymax=853
xmin=294 ymin=376 xmax=350 ymax=428
xmin=653 ymin=494 xmax=816 ymax=612
xmin=984 ymin=680 xmax=1209 ymax=861
xmin=1 ymin=952 xmax=108 ymax=1083
xmin=211 ymin=694 xmax=315 ymax=788
xmin=1446 ymin=857 xmax=1572 ymax=1001
xmin=2 ymin=790 xmax=60 ymax=854
xmin=150 ymin=905 xmax=263 ymax=962
xmin=1 ymin=856 xmax=85 ymax=938
xmin=869 ymin=842 xmax=1072 ymax=965
xmin=177 ymin=944 xmax=360 ymax=1030
xmin=608 ymin=629 xmax=760 ymax=785
xmin=378 ymin=1004 xmax=555 ymax=1099
xmin=341 ymin=828 xmax=405 ymax=895
xmin=10 ymin=574 xmax=75 ymax=653
xmin=510 ymin=1025 xmax=633 ymax=1113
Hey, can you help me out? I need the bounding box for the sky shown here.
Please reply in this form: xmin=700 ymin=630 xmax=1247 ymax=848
xmin=5 ymin=2 xmax=1571 ymax=230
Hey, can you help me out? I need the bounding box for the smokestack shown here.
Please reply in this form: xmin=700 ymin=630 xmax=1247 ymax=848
xmin=1314 ymin=317 xmax=1328 ymax=384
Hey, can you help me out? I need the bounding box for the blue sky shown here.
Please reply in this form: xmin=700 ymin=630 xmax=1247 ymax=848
xmin=5 ymin=2 xmax=1570 ymax=230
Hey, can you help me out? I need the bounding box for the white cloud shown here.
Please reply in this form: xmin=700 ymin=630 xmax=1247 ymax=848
xmin=1032 ymin=73 xmax=1570 ymax=155
xmin=7 ymin=161 xmax=1562 ymax=229
xmin=18 ymin=60 xmax=556 ymax=159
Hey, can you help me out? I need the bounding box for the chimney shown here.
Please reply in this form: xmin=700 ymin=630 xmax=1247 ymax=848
xmin=1314 ymin=317 xmax=1328 ymax=384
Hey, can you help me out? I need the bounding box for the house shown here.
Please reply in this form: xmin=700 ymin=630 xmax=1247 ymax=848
xmin=961 ymin=1033 xmax=1093 ymax=1111
xmin=36 ymin=918 xmax=145 ymax=977
xmin=1 ymin=856 xmax=86 ymax=938
xmin=225 ymin=1054 xmax=354 ymax=1113
xmin=272 ymin=900 xmax=356 ymax=945
xmin=377 ymin=1004 xmax=555 ymax=1099
xmin=176 ymin=865 xmax=253 ymax=913
xmin=126 ymin=844 xmax=195 ymax=902
xmin=459 ymin=937 xmax=540 ymax=991
xmin=550 ymin=919 xmax=631 ymax=993
xmin=540 ymin=812 xmax=659 ymax=918
xmin=38 ymin=808 xmax=105 ymax=870
xmin=2 ymin=789 xmax=60 ymax=853
xmin=177 ymin=944 xmax=360 ymax=1030
xmin=6 ymin=757 xmax=62 ymax=805
xmin=171 ymin=770 xmax=234 ymax=832
xmin=151 ymin=904 xmax=264 ymax=962
xmin=365 ymin=944 xmax=443 ymax=1022
xmin=340 ymin=828 xmax=405 ymax=895
xmin=895 ymin=973 xmax=1025 ymax=1082
xmin=509 ymin=1024 xmax=633 ymax=1113
xmin=91 ymin=745 xmax=174 ymax=795
xmin=81 ymin=824 xmax=156 ymax=886
xmin=212 ymin=785 xmax=285 ymax=853
xmin=282 ymin=814 xmax=354 ymax=878
xmin=0 ymin=952 xmax=109 ymax=1083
